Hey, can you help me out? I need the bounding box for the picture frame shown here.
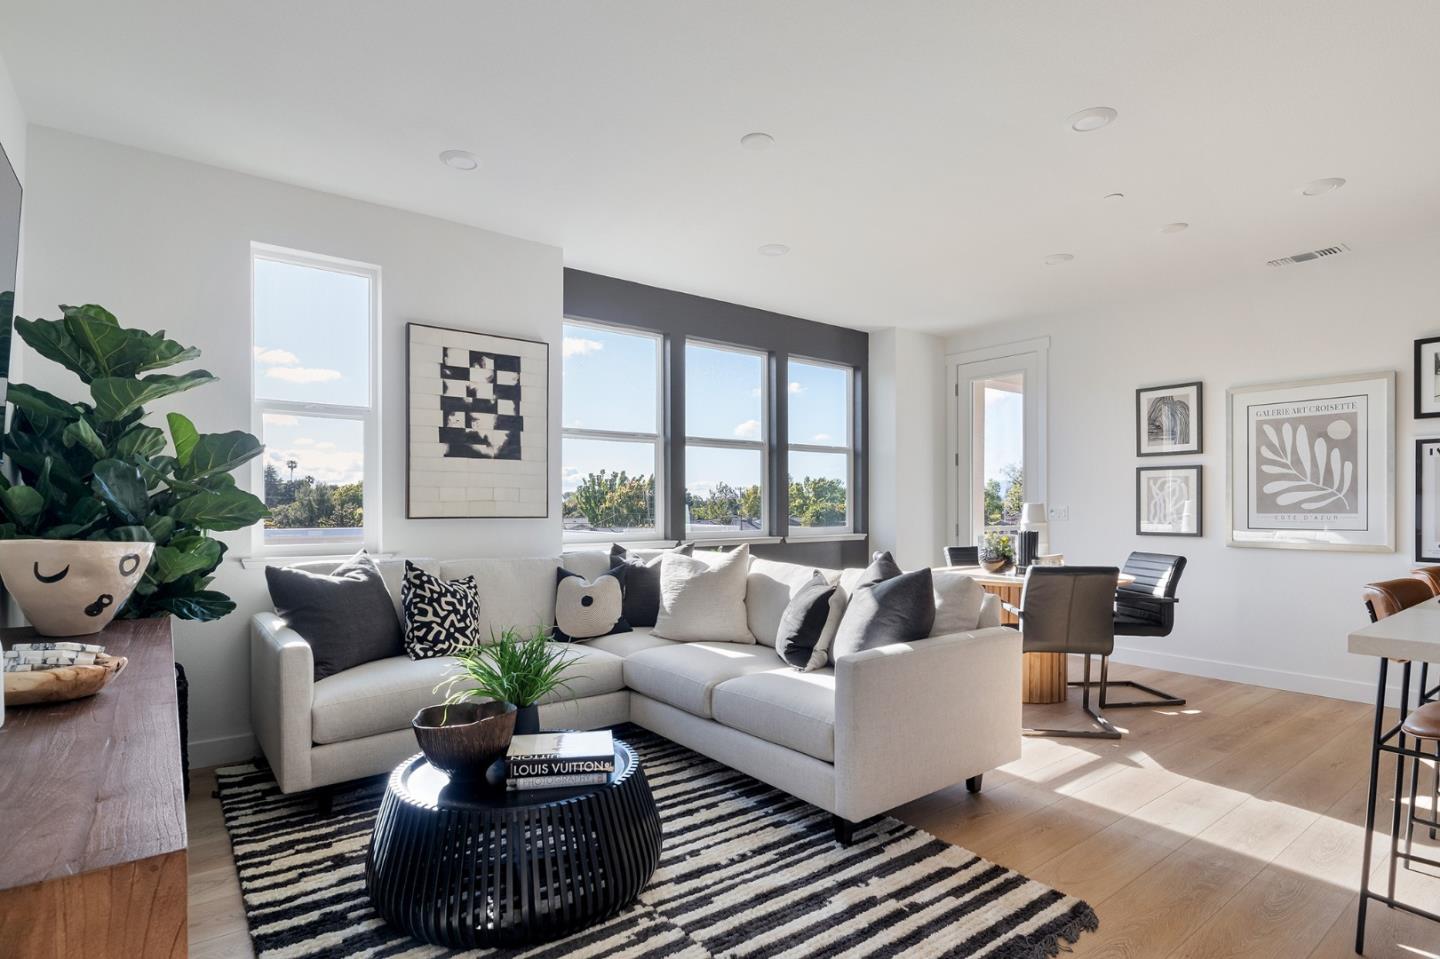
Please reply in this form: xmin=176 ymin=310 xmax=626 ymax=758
xmin=1136 ymin=381 xmax=1203 ymax=456
xmin=1414 ymin=336 xmax=1440 ymax=418
xmin=1415 ymin=438 xmax=1440 ymax=562
xmin=1226 ymin=370 xmax=1394 ymax=552
xmin=406 ymin=322 xmax=550 ymax=519
xmin=1136 ymin=465 xmax=1202 ymax=536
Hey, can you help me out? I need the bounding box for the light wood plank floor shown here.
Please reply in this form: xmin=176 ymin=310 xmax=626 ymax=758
xmin=187 ymin=660 xmax=1440 ymax=958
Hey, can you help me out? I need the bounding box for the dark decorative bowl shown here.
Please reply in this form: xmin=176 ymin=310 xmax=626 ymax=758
xmin=979 ymin=555 xmax=1011 ymax=573
xmin=411 ymin=701 xmax=517 ymax=782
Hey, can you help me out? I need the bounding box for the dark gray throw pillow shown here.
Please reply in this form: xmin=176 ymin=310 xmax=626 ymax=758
xmin=831 ymin=553 xmax=936 ymax=659
xmin=610 ymin=543 xmax=693 ymax=628
xmin=775 ymin=571 xmax=839 ymax=671
xmin=265 ymin=551 xmax=404 ymax=681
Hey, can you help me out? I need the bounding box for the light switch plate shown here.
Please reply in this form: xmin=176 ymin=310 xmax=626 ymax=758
xmin=1048 ymin=505 xmax=1069 ymax=522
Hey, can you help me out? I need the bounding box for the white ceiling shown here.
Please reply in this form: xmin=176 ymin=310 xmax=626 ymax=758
xmin=3 ymin=1 xmax=1439 ymax=333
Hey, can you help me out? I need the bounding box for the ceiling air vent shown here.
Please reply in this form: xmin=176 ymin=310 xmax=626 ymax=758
xmin=1267 ymin=243 xmax=1351 ymax=268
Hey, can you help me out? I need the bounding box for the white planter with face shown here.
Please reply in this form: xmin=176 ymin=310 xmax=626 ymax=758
xmin=0 ymin=540 xmax=155 ymax=636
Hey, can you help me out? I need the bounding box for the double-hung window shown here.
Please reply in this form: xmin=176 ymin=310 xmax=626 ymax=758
xmin=684 ymin=341 xmax=766 ymax=537
xmin=250 ymin=244 xmax=380 ymax=554
xmin=786 ymin=358 xmax=854 ymax=533
xmin=561 ymin=320 xmax=662 ymax=540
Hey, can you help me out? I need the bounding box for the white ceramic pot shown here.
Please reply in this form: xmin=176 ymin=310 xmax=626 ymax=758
xmin=0 ymin=540 xmax=155 ymax=636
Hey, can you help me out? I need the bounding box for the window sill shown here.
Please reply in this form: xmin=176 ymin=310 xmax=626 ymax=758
xmin=783 ymin=532 xmax=867 ymax=544
xmin=687 ymin=534 xmax=784 ymax=547
xmin=562 ymin=538 xmax=679 ymax=551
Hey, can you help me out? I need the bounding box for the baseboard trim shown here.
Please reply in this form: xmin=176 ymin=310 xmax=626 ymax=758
xmin=1108 ymin=645 xmax=1404 ymax=707
xmin=189 ymin=732 xmax=258 ymax=770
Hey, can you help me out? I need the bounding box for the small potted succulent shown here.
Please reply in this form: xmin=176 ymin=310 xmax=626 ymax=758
xmin=979 ymin=531 xmax=1015 ymax=573
xmin=415 ymin=626 xmax=574 ymax=780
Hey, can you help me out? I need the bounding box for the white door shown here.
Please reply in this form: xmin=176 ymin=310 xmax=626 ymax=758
xmin=950 ymin=348 xmax=1046 ymax=548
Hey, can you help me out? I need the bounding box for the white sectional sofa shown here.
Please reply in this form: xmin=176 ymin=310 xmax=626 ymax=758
xmin=250 ymin=550 xmax=1022 ymax=841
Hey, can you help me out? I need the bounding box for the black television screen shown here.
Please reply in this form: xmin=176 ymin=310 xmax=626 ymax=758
xmin=0 ymin=138 xmax=18 ymax=393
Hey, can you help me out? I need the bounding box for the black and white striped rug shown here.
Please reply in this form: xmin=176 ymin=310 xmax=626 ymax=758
xmin=216 ymin=726 xmax=1097 ymax=958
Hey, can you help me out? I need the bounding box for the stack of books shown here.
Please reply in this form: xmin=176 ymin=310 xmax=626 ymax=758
xmin=505 ymin=730 xmax=616 ymax=791
xmin=3 ymin=641 xmax=105 ymax=672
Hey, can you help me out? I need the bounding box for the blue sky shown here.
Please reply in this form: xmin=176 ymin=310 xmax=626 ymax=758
xmin=983 ymin=384 xmax=1023 ymax=489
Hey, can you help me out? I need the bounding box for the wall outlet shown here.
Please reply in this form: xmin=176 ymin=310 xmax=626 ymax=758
xmin=1048 ymin=505 xmax=1069 ymax=522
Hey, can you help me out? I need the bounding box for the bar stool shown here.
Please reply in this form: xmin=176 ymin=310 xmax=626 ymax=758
xmin=1402 ymin=702 xmax=1440 ymax=867
xmin=1411 ymin=565 xmax=1440 ymax=596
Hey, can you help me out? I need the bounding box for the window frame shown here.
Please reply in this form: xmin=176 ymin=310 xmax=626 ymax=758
xmin=249 ymin=242 xmax=382 ymax=558
xmin=683 ymin=337 xmax=770 ymax=540
xmin=561 ymin=317 xmax=666 ymax=544
xmin=785 ymin=356 xmax=855 ymax=537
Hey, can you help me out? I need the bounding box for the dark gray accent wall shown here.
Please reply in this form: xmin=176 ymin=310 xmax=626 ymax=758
xmin=563 ymin=270 xmax=869 ymax=565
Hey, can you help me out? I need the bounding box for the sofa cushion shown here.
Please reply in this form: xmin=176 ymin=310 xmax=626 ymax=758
xmin=586 ymin=628 xmax=677 ymax=659
xmin=264 ymin=550 xmax=404 ymax=681
xmin=440 ymin=557 xmax=561 ymax=638
xmin=611 ymin=543 xmax=693 ymax=627
xmin=712 ymin=669 xmax=836 ymax=762
xmin=654 ymin=544 xmax=753 ymax=643
xmin=745 ymin=556 xmax=841 ymax=648
xmin=623 ymin=641 xmax=779 ymax=717
xmin=310 ymin=644 xmax=625 ymax=745
xmin=774 ymin=572 xmax=842 ymax=672
xmin=553 ymin=566 xmax=630 ymax=642
xmin=931 ymin=569 xmax=988 ymax=636
xmin=290 ymin=556 xmax=439 ymax=624
xmin=402 ymin=561 xmax=481 ymax=658
xmin=832 ymin=554 xmax=935 ymax=659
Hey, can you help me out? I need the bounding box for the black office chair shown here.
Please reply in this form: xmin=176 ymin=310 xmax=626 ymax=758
xmin=1070 ymin=552 xmax=1188 ymax=709
xmin=1008 ymin=566 xmax=1123 ymax=740
xmin=943 ymin=546 xmax=979 ymax=566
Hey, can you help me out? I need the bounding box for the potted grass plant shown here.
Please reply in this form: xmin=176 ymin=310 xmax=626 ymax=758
xmin=414 ymin=626 xmax=575 ymax=780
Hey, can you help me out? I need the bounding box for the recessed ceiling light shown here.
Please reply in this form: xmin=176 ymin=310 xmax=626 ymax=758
xmin=439 ymin=149 xmax=479 ymax=171
xmin=1066 ymin=107 xmax=1117 ymax=132
xmin=1301 ymin=177 xmax=1346 ymax=196
xmin=1104 ymin=192 xmax=1126 ymax=201
xmin=740 ymin=132 xmax=775 ymax=150
xmin=1160 ymin=222 xmax=1189 ymax=234
xmin=1044 ymin=253 xmax=1075 ymax=265
xmin=758 ymin=243 xmax=790 ymax=257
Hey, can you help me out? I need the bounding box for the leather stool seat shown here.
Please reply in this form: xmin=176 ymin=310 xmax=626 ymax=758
xmin=1402 ymin=701 xmax=1440 ymax=741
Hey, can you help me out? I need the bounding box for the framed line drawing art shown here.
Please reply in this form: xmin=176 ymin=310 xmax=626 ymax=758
xmin=1136 ymin=465 xmax=1202 ymax=536
xmin=406 ymin=322 xmax=549 ymax=518
xmin=1136 ymin=381 xmax=1202 ymax=456
xmin=1226 ymin=371 xmax=1394 ymax=552
xmin=1413 ymin=336 xmax=1440 ymax=418
xmin=1416 ymin=438 xmax=1440 ymax=562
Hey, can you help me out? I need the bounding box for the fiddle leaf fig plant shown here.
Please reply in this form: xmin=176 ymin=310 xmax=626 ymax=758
xmin=0 ymin=304 xmax=269 ymax=621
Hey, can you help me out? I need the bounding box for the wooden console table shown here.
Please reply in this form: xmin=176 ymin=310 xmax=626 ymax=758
xmin=0 ymin=619 xmax=187 ymax=959
xmin=942 ymin=566 xmax=1134 ymax=705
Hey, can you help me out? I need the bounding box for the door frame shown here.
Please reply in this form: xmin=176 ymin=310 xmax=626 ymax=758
xmin=946 ymin=337 xmax=1050 ymax=549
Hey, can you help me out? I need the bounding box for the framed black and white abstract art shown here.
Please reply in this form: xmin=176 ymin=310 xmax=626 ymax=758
xmin=1415 ymin=438 xmax=1440 ymax=562
xmin=1413 ymin=336 xmax=1440 ymax=418
xmin=1226 ymin=371 xmax=1394 ymax=552
xmin=1136 ymin=381 xmax=1202 ymax=456
xmin=1136 ymin=465 xmax=1202 ymax=536
xmin=406 ymin=323 xmax=549 ymax=518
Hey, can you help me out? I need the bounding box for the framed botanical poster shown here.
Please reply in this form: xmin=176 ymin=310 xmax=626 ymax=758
xmin=1136 ymin=465 xmax=1202 ymax=536
xmin=1415 ymin=438 xmax=1440 ymax=561
xmin=1227 ymin=371 xmax=1394 ymax=552
xmin=406 ymin=322 xmax=549 ymax=518
xmin=1414 ymin=336 xmax=1440 ymax=418
xmin=1136 ymin=381 xmax=1202 ymax=456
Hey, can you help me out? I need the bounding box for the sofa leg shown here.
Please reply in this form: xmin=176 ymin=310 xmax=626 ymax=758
xmin=832 ymin=815 xmax=858 ymax=845
xmin=315 ymin=786 xmax=335 ymax=816
xmin=966 ymin=774 xmax=984 ymax=794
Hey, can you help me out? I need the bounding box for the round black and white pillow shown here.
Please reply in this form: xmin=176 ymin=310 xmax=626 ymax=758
xmin=553 ymin=566 xmax=631 ymax=643
xmin=401 ymin=560 xmax=481 ymax=659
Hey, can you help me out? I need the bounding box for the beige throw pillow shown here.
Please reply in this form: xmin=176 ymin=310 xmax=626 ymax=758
xmin=653 ymin=543 xmax=755 ymax=643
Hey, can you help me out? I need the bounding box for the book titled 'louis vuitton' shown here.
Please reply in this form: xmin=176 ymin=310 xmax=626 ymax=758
xmin=506 ymin=730 xmax=616 ymax=780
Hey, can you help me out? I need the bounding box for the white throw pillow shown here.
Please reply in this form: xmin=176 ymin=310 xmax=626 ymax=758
xmin=930 ymin=569 xmax=988 ymax=636
xmin=653 ymin=543 xmax=755 ymax=643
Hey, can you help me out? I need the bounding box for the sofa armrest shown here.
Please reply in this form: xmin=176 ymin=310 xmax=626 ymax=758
xmin=833 ymin=626 xmax=1021 ymax=820
xmin=250 ymin=612 xmax=315 ymax=793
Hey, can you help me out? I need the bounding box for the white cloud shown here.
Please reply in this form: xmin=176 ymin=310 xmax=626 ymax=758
xmin=293 ymin=437 xmax=315 ymax=446
xmin=789 ymin=382 xmax=804 ymax=395
xmin=253 ymin=346 xmax=300 ymax=366
xmin=266 ymin=366 xmax=343 ymax=384
xmin=733 ymin=419 xmax=761 ymax=440
xmin=263 ymin=413 xmax=299 ymax=426
xmin=813 ymin=433 xmax=832 ymax=443
xmin=563 ymin=336 xmax=603 ymax=359
xmin=315 ymin=441 xmax=337 ymax=451
xmin=269 ymin=446 xmax=363 ymax=484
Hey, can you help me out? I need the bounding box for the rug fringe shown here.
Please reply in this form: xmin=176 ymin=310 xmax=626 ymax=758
xmin=1000 ymin=905 xmax=1100 ymax=959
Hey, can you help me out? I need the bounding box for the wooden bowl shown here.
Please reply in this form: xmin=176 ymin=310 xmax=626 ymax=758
xmin=4 ymin=654 xmax=128 ymax=706
xmin=412 ymin=701 xmax=517 ymax=782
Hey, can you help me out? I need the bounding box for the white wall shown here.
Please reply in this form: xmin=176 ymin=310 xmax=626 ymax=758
xmin=0 ymin=49 xmax=25 ymax=324
xmin=944 ymin=239 xmax=1440 ymax=704
xmin=20 ymin=126 xmax=562 ymax=764
xmin=869 ymin=328 xmax=946 ymax=571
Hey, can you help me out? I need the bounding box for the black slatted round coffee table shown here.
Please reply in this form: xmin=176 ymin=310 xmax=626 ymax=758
xmin=365 ymin=739 xmax=661 ymax=949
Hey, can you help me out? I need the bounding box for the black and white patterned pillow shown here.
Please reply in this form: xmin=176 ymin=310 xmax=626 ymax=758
xmin=553 ymin=566 xmax=631 ymax=643
xmin=401 ymin=560 xmax=480 ymax=659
